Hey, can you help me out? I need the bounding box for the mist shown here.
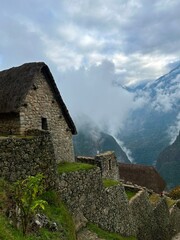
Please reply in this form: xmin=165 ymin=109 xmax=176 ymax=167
xmin=59 ymin=60 xmax=137 ymax=135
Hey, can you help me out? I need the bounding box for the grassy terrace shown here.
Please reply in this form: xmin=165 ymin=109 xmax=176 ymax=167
xmin=125 ymin=190 xmax=137 ymax=200
xmin=103 ymin=178 xmax=120 ymax=188
xmin=58 ymin=162 xmax=95 ymax=174
xmin=88 ymin=223 xmax=137 ymax=240
xmin=149 ymin=193 xmax=177 ymax=208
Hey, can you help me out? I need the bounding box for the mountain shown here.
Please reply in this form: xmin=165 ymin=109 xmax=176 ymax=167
xmin=118 ymin=65 xmax=180 ymax=165
xmin=156 ymin=132 xmax=180 ymax=189
xmin=73 ymin=127 xmax=130 ymax=163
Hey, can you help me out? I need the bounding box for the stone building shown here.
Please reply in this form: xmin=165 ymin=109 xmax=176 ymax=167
xmin=0 ymin=62 xmax=76 ymax=162
xmin=119 ymin=163 xmax=166 ymax=193
xmin=76 ymin=151 xmax=120 ymax=180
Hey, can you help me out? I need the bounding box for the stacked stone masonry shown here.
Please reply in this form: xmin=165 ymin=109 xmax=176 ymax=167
xmin=58 ymin=167 xmax=135 ymax=237
xmin=19 ymin=73 xmax=74 ymax=163
xmin=0 ymin=131 xmax=58 ymax=188
xmin=0 ymin=70 xmax=75 ymax=163
xmin=76 ymin=151 xmax=120 ymax=181
xmin=0 ymin=113 xmax=20 ymax=135
xmin=0 ymin=131 xmax=179 ymax=239
xmin=58 ymin=167 xmax=180 ymax=240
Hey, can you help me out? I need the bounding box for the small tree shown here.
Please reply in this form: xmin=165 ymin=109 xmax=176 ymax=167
xmin=13 ymin=173 xmax=47 ymax=235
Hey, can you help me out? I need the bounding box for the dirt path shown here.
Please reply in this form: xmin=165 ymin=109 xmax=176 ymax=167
xmin=172 ymin=233 xmax=180 ymax=240
xmin=77 ymin=228 xmax=105 ymax=240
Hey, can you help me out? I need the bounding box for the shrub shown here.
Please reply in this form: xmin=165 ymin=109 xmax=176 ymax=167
xmin=13 ymin=174 xmax=47 ymax=235
xmin=168 ymin=186 xmax=180 ymax=200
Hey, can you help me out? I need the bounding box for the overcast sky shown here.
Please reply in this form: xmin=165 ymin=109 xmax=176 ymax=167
xmin=1 ymin=0 xmax=180 ymax=132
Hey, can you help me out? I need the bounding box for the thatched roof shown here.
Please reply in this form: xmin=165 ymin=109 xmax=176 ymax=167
xmin=0 ymin=62 xmax=76 ymax=134
xmin=119 ymin=163 xmax=166 ymax=193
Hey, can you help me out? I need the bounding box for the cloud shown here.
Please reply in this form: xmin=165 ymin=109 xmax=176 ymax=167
xmin=1 ymin=0 xmax=180 ymax=81
xmin=0 ymin=0 xmax=180 ymax=140
xmin=168 ymin=113 xmax=180 ymax=144
xmin=58 ymin=60 xmax=135 ymax=134
xmin=150 ymin=73 xmax=180 ymax=112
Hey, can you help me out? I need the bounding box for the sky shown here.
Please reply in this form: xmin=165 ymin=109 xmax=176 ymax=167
xmin=1 ymin=0 xmax=180 ymax=133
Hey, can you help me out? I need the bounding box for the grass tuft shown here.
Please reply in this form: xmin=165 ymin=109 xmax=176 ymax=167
xmin=0 ymin=183 xmax=76 ymax=240
xmin=58 ymin=162 xmax=95 ymax=174
xmin=125 ymin=190 xmax=137 ymax=200
xmin=103 ymin=179 xmax=120 ymax=188
xmin=87 ymin=223 xmax=137 ymax=240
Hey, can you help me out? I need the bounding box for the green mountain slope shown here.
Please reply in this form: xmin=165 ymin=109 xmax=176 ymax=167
xmin=156 ymin=132 xmax=180 ymax=189
xmin=73 ymin=129 xmax=130 ymax=163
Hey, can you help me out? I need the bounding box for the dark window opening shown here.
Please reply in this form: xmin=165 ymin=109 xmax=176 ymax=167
xmin=41 ymin=117 xmax=48 ymax=130
xmin=108 ymin=159 xmax=112 ymax=170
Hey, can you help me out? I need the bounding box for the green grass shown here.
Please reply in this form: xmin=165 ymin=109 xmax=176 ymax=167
xmin=0 ymin=215 xmax=25 ymax=240
xmin=103 ymin=178 xmax=120 ymax=187
xmin=87 ymin=223 xmax=137 ymax=240
xmin=149 ymin=193 xmax=177 ymax=208
xmin=165 ymin=196 xmax=177 ymax=208
xmin=43 ymin=191 xmax=76 ymax=240
xmin=58 ymin=162 xmax=95 ymax=174
xmin=125 ymin=190 xmax=137 ymax=200
xmin=0 ymin=188 xmax=76 ymax=240
xmin=149 ymin=193 xmax=160 ymax=205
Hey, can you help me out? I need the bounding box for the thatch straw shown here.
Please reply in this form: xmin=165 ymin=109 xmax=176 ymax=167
xmin=119 ymin=163 xmax=166 ymax=193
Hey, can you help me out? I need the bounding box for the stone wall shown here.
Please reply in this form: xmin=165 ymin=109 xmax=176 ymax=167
xmin=170 ymin=203 xmax=180 ymax=236
xmin=76 ymin=151 xmax=119 ymax=181
xmin=58 ymin=167 xmax=180 ymax=240
xmin=58 ymin=167 xmax=136 ymax=237
xmin=19 ymin=73 xmax=75 ymax=163
xmin=0 ymin=113 xmax=20 ymax=135
xmin=0 ymin=131 xmax=57 ymax=188
xmin=130 ymin=190 xmax=157 ymax=240
xmin=130 ymin=190 xmax=175 ymax=240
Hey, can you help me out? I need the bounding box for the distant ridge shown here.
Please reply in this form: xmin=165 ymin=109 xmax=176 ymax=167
xmin=73 ymin=129 xmax=130 ymax=163
xmin=156 ymin=132 xmax=180 ymax=189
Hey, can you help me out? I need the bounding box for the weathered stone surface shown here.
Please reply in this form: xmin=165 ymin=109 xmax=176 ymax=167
xmin=33 ymin=213 xmax=58 ymax=232
xmin=130 ymin=191 xmax=174 ymax=240
xmin=73 ymin=212 xmax=88 ymax=232
xmin=58 ymin=167 xmax=136 ymax=237
xmin=20 ymin=73 xmax=75 ymax=163
xmin=77 ymin=228 xmax=105 ymax=240
xmin=170 ymin=203 xmax=180 ymax=236
xmin=0 ymin=113 xmax=20 ymax=135
xmin=172 ymin=232 xmax=180 ymax=240
xmin=0 ymin=68 xmax=75 ymax=163
xmin=76 ymin=151 xmax=120 ymax=181
xmin=130 ymin=190 xmax=156 ymax=240
xmin=0 ymin=131 xmax=58 ymax=188
xmin=154 ymin=198 xmax=172 ymax=240
xmin=58 ymin=166 xmax=180 ymax=239
xmin=153 ymin=198 xmax=171 ymax=240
